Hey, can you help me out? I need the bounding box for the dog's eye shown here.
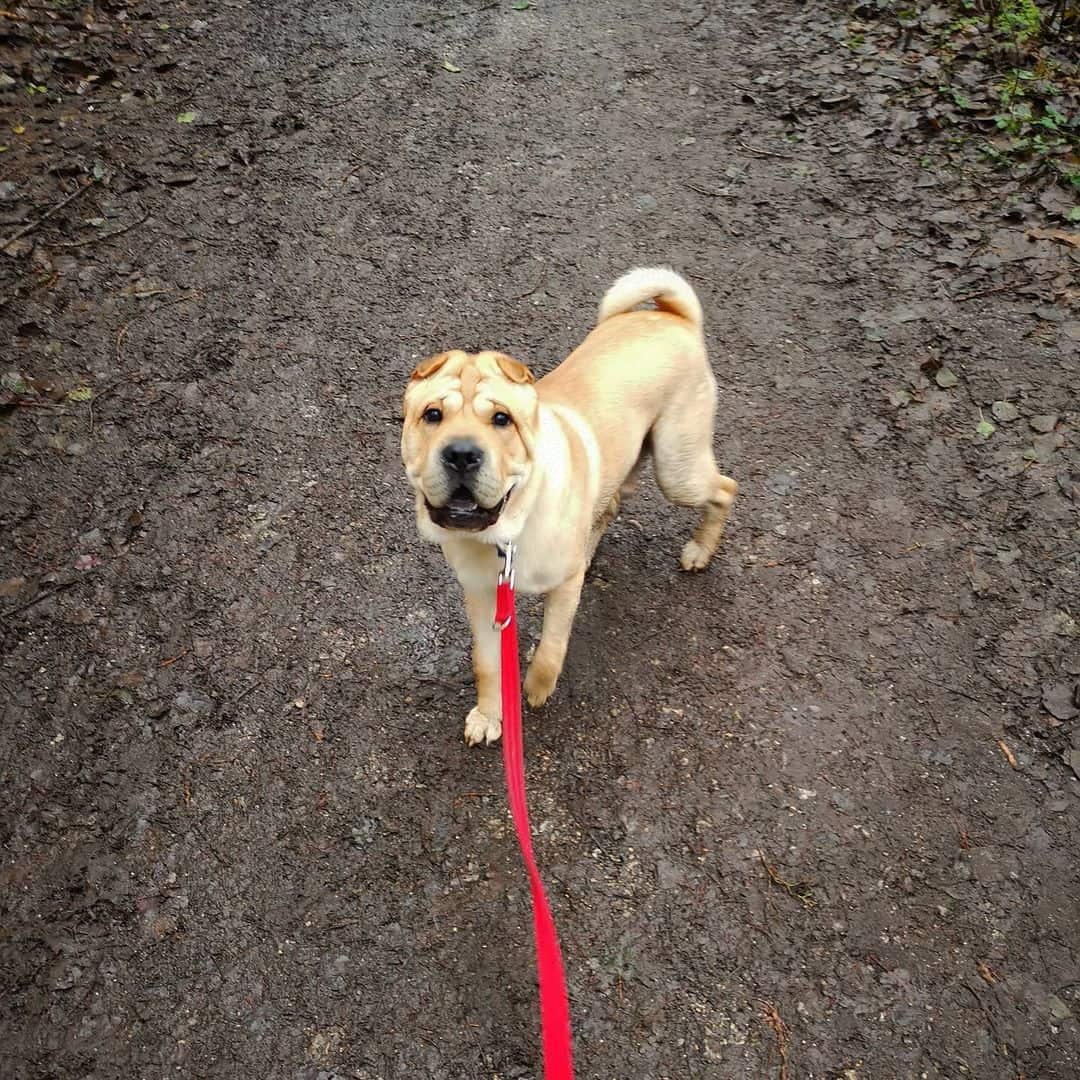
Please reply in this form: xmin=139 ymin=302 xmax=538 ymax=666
xmin=492 ymin=411 xmax=512 ymax=428
xmin=422 ymin=407 xmax=443 ymax=424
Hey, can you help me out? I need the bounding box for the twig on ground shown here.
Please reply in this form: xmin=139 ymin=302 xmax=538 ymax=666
xmin=759 ymin=852 xmax=816 ymax=909
xmin=997 ymin=739 xmax=1018 ymax=769
xmin=0 ymin=581 xmax=77 ymax=623
xmin=955 ymin=279 xmax=1035 ymax=302
xmin=511 ymin=264 xmax=548 ymax=300
xmin=53 ymin=212 xmax=150 ymax=250
xmin=738 ymin=140 xmax=793 ymax=160
xmin=760 ymin=1000 xmax=791 ymax=1080
xmin=685 ymin=182 xmax=724 ymax=197
xmin=0 ymin=178 xmax=98 ymax=254
xmin=686 ymin=4 xmax=713 ymax=30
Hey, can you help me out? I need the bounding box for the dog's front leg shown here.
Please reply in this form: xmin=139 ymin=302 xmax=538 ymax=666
xmin=462 ymin=587 xmax=503 ymax=746
xmin=524 ymin=569 xmax=585 ymax=709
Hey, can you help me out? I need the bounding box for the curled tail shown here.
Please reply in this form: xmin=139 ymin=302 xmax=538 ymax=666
xmin=597 ymin=266 xmax=703 ymax=330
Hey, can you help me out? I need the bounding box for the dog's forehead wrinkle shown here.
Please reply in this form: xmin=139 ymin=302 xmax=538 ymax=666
xmin=408 ymin=369 xmax=462 ymax=404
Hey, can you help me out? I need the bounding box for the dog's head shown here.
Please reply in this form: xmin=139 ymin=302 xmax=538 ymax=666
xmin=402 ymin=350 xmax=538 ymax=536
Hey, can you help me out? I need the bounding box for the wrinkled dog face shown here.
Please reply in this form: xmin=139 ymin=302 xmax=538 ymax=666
xmin=402 ymin=350 xmax=538 ymax=533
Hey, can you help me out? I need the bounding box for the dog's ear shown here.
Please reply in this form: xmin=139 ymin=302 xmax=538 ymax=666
xmin=495 ymin=353 xmax=535 ymax=385
xmin=411 ymin=352 xmax=450 ymax=380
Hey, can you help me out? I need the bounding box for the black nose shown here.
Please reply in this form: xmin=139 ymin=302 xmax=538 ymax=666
xmin=441 ymin=440 xmax=484 ymax=475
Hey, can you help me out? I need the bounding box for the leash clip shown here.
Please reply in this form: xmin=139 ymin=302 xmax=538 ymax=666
xmin=493 ymin=542 xmax=515 ymax=630
xmin=498 ymin=542 xmax=515 ymax=589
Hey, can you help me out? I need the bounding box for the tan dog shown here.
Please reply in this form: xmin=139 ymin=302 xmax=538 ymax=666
xmin=401 ymin=268 xmax=738 ymax=745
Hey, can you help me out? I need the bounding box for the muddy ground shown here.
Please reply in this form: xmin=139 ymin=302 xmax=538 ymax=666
xmin=2 ymin=1 xmax=1079 ymax=1077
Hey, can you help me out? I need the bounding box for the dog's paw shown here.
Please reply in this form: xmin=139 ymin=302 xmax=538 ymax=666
xmin=464 ymin=707 xmax=502 ymax=746
xmin=524 ymin=658 xmax=559 ymax=709
xmin=680 ymin=539 xmax=712 ymax=572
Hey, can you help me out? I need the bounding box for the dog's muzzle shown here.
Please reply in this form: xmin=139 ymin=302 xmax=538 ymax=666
xmin=425 ymin=486 xmax=511 ymax=532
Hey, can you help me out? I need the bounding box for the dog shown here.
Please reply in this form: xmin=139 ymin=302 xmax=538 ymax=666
xmin=401 ymin=267 xmax=738 ymax=745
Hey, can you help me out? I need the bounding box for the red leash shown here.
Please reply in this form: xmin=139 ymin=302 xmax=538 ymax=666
xmin=494 ymin=543 xmax=575 ymax=1079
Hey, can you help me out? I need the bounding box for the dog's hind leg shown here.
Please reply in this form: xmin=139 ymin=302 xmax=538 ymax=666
xmin=523 ymin=568 xmax=586 ymax=708
xmin=651 ymin=395 xmax=738 ymax=571
xmin=677 ymin=468 xmax=738 ymax=570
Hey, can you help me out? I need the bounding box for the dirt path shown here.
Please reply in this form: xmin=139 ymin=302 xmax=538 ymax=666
xmin=2 ymin=2 xmax=1078 ymax=1077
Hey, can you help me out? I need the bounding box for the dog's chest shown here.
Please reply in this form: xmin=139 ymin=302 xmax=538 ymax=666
xmin=442 ymin=536 xmax=574 ymax=598
xmin=512 ymin=555 xmax=568 ymax=596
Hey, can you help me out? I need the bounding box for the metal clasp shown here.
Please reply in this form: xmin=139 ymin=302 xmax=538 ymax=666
xmin=493 ymin=542 xmax=515 ymax=630
xmin=498 ymin=542 xmax=515 ymax=589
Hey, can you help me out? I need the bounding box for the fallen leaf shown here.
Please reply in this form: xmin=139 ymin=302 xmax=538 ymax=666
xmin=176 ymin=111 xmax=198 ymax=124
xmin=440 ymin=59 xmax=462 ymax=73
xmin=976 ymin=961 xmax=998 ymax=985
xmin=66 ymin=386 xmax=94 ymax=402
xmin=0 ymin=577 xmax=26 ymax=597
xmin=991 ymin=400 xmax=1019 ymax=422
xmin=1027 ymin=432 xmax=1064 ymax=463
xmin=1026 ymin=227 xmax=1080 ymax=248
xmin=976 ymin=418 xmax=995 ymax=439
xmin=13 ymin=124 xmax=26 ymax=135
xmin=935 ymin=368 xmax=958 ymax=388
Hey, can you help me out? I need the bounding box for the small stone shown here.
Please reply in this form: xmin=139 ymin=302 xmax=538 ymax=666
xmin=767 ymin=471 xmax=797 ymax=496
xmin=1029 ymin=414 xmax=1058 ymax=433
xmin=173 ymin=689 xmax=213 ymax=714
xmin=0 ymin=180 xmax=18 ymax=201
xmin=1047 ymin=994 xmax=1072 ymax=1020
xmin=79 ymin=527 xmax=104 ymax=549
xmin=1043 ymin=682 xmax=1079 ymax=722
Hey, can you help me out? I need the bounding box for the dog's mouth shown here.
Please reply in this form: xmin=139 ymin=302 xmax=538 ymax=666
xmin=425 ymin=486 xmax=510 ymax=532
